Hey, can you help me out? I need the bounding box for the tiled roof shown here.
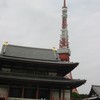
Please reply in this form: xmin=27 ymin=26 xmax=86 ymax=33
xmin=0 ymin=72 xmax=86 ymax=89
xmin=1 ymin=44 xmax=59 ymax=61
xmin=93 ymin=85 xmax=100 ymax=97
xmin=88 ymin=85 xmax=100 ymax=99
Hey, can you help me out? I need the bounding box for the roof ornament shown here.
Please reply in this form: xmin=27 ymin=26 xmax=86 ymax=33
xmin=52 ymin=47 xmax=56 ymax=51
xmin=52 ymin=47 xmax=58 ymax=60
xmin=2 ymin=41 xmax=8 ymax=54
xmin=3 ymin=41 xmax=8 ymax=45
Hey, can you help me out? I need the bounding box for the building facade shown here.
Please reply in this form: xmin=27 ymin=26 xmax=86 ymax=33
xmin=0 ymin=44 xmax=86 ymax=100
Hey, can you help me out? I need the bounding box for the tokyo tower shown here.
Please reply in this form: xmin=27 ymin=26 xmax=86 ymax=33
xmin=57 ymin=0 xmax=78 ymax=94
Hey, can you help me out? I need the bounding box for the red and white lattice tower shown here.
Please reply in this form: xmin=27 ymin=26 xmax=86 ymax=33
xmin=57 ymin=0 xmax=78 ymax=94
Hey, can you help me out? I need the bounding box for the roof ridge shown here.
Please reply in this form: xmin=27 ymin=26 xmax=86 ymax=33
xmin=6 ymin=44 xmax=55 ymax=51
xmin=92 ymin=85 xmax=100 ymax=87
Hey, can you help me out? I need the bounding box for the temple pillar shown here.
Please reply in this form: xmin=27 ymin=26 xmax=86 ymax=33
xmin=62 ymin=89 xmax=65 ymax=100
xmin=22 ymin=86 xmax=24 ymax=98
xmin=59 ymin=89 xmax=61 ymax=100
xmin=50 ymin=89 xmax=52 ymax=100
xmin=6 ymin=86 xmax=9 ymax=100
xmin=36 ymin=87 xmax=39 ymax=99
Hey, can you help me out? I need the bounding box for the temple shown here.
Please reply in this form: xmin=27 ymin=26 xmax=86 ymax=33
xmin=0 ymin=44 xmax=86 ymax=100
xmin=0 ymin=0 xmax=86 ymax=100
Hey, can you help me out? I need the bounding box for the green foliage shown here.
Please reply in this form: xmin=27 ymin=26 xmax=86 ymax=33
xmin=71 ymin=92 xmax=88 ymax=100
xmin=72 ymin=92 xmax=80 ymax=98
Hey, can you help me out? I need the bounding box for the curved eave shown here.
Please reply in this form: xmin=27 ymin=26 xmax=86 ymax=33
xmin=0 ymin=55 xmax=78 ymax=65
xmin=0 ymin=55 xmax=79 ymax=75
xmin=0 ymin=74 xmax=86 ymax=89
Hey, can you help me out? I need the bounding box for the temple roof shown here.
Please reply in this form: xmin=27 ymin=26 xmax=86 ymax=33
xmin=0 ymin=44 xmax=79 ymax=66
xmin=88 ymin=85 xmax=100 ymax=99
xmin=0 ymin=53 xmax=78 ymax=76
xmin=1 ymin=44 xmax=59 ymax=61
xmin=0 ymin=72 xmax=86 ymax=89
xmin=0 ymin=44 xmax=79 ymax=76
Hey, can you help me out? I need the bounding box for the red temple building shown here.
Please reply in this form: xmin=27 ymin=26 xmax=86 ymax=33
xmin=0 ymin=0 xmax=86 ymax=100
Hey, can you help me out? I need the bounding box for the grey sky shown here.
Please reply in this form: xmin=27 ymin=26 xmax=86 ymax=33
xmin=0 ymin=0 xmax=100 ymax=94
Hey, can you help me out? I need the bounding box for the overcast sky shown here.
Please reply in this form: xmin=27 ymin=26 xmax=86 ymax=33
xmin=0 ymin=0 xmax=100 ymax=94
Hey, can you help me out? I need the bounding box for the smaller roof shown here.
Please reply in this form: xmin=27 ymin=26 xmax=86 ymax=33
xmin=88 ymin=85 xmax=100 ymax=99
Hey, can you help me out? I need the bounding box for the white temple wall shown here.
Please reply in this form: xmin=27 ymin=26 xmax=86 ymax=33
xmin=52 ymin=89 xmax=59 ymax=100
xmin=64 ymin=90 xmax=70 ymax=100
xmin=0 ymin=86 xmax=8 ymax=98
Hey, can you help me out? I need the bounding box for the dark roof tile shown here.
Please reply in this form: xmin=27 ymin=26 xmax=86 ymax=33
xmin=1 ymin=44 xmax=59 ymax=61
xmin=93 ymin=85 xmax=100 ymax=97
